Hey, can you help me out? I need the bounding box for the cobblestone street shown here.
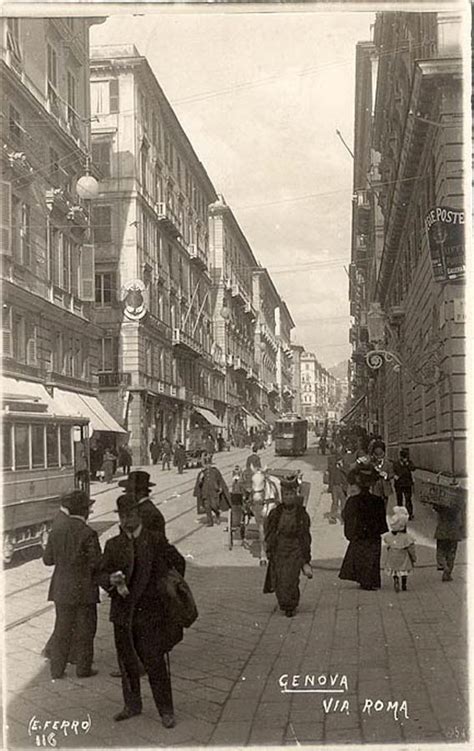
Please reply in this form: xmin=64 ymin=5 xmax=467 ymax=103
xmin=5 ymin=443 xmax=468 ymax=748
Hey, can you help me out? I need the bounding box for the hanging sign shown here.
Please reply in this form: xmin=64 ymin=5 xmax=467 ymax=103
xmin=121 ymin=279 xmax=147 ymax=321
xmin=424 ymin=206 xmax=465 ymax=282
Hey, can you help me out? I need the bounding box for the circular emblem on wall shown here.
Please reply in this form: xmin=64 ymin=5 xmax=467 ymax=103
xmin=121 ymin=279 xmax=147 ymax=321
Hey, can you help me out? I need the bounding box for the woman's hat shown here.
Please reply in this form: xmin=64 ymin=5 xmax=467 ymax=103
xmin=390 ymin=506 xmax=409 ymax=531
xmin=118 ymin=470 xmax=156 ymax=491
xmin=114 ymin=493 xmax=141 ymax=515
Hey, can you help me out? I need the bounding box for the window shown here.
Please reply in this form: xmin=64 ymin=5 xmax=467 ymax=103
xmin=47 ymin=43 xmax=58 ymax=89
xmin=91 ymin=79 xmax=119 ymax=115
xmin=140 ymin=143 xmax=148 ymax=191
xmin=67 ymin=71 xmax=77 ymax=126
xmin=14 ymin=424 xmax=30 ymax=469
xmin=91 ymin=140 xmax=111 ymax=178
xmin=92 ymin=205 xmax=111 ymax=244
xmin=2 ymin=304 xmax=12 ymax=357
xmin=95 ymin=272 xmax=116 ymax=306
xmin=109 ymin=79 xmax=119 ymax=113
xmin=46 ymin=425 xmax=59 ymax=467
xmin=32 ymin=425 xmax=45 ymax=468
xmin=20 ymin=203 xmax=30 ymax=266
xmin=145 ymin=339 xmax=152 ymax=374
xmin=72 ymin=338 xmax=82 ymax=377
xmin=49 ymin=227 xmax=61 ymax=286
xmin=100 ymin=336 xmax=118 ymax=371
xmin=26 ymin=321 xmax=37 ymax=366
xmin=60 ymin=426 xmax=72 ymax=466
xmin=4 ymin=423 xmax=12 ymax=469
xmin=54 ymin=332 xmax=63 ymax=373
xmin=62 ymin=234 xmax=70 ymax=291
xmin=9 ymin=105 xmax=22 ymax=145
xmin=49 ymin=147 xmax=60 ymax=184
xmin=12 ymin=312 xmax=26 ymax=362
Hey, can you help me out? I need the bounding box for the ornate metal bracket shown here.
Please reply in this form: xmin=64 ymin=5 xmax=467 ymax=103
xmin=365 ymin=348 xmax=445 ymax=387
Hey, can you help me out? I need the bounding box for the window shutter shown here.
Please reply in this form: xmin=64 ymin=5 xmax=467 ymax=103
xmin=109 ymin=79 xmax=119 ymax=113
xmin=2 ymin=305 xmax=12 ymax=357
xmin=1 ymin=182 xmax=12 ymax=255
xmin=80 ymin=243 xmax=95 ymax=301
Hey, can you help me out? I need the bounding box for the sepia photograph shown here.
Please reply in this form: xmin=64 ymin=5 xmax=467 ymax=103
xmin=1 ymin=1 xmax=469 ymax=749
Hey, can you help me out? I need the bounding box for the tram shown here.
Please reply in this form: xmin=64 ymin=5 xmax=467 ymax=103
xmin=2 ymin=392 xmax=90 ymax=564
xmin=274 ymin=415 xmax=308 ymax=457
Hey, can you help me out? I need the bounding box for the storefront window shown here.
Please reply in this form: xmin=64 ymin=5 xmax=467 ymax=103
xmin=14 ymin=424 xmax=30 ymax=469
xmin=46 ymin=425 xmax=59 ymax=467
xmin=32 ymin=425 xmax=45 ymax=468
xmin=60 ymin=426 xmax=72 ymax=466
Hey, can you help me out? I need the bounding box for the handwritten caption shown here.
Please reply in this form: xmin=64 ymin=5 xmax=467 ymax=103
xmin=279 ymin=673 xmax=409 ymax=721
xmin=28 ymin=715 xmax=92 ymax=747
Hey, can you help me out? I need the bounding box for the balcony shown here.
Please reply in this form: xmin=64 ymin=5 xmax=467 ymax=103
xmin=3 ymin=147 xmax=34 ymax=182
xmin=246 ymin=365 xmax=259 ymax=382
xmin=172 ymin=328 xmax=203 ymax=359
xmin=155 ymin=202 xmax=181 ymax=238
xmin=226 ymin=353 xmax=234 ymax=368
xmin=355 ymin=235 xmax=368 ymax=266
xmin=244 ymin=300 xmax=256 ymax=318
xmin=234 ymin=356 xmax=248 ymax=374
xmin=98 ymin=371 xmax=132 ymax=389
xmin=188 ymin=243 xmax=208 ymax=270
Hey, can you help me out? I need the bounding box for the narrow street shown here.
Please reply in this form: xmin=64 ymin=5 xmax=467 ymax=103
xmin=5 ymin=441 xmax=468 ymax=748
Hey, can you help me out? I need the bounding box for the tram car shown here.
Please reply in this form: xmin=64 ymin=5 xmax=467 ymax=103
xmin=274 ymin=415 xmax=308 ymax=456
xmin=2 ymin=392 xmax=90 ymax=564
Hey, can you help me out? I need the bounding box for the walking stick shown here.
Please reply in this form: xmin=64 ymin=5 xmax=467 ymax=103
xmin=165 ymin=651 xmax=174 ymax=711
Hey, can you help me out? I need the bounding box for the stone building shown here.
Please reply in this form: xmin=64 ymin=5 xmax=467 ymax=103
xmin=290 ymin=344 xmax=305 ymax=417
xmin=350 ymin=12 xmax=466 ymax=498
xmin=1 ymin=18 xmax=124 ymax=447
xmin=252 ymin=268 xmax=280 ymax=425
xmin=90 ymin=45 xmax=225 ymax=462
xmin=275 ymin=301 xmax=295 ymax=413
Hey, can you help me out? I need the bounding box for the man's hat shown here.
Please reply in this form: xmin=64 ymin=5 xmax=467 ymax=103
xmin=114 ymin=493 xmax=141 ymax=515
xmin=62 ymin=490 xmax=94 ymax=515
xmin=118 ymin=470 xmax=156 ymax=491
xmin=280 ymin=474 xmax=299 ymax=490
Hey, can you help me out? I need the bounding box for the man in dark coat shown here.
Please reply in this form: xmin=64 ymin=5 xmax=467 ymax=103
xmin=174 ymin=442 xmax=187 ymax=474
xmin=99 ymin=495 xmax=180 ymax=728
xmin=433 ymin=501 xmax=466 ymax=581
xmin=149 ymin=439 xmax=160 ymax=465
xmin=393 ymin=448 xmax=416 ymax=519
xmin=193 ymin=456 xmax=230 ymax=527
xmin=43 ymin=491 xmax=101 ymax=680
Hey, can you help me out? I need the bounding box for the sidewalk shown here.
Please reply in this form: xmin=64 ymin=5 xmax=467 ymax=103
xmin=5 ymin=446 xmax=468 ymax=748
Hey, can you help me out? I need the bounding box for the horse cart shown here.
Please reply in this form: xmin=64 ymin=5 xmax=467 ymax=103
xmin=227 ymin=467 xmax=311 ymax=562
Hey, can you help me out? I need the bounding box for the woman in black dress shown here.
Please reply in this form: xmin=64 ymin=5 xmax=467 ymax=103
xmin=339 ymin=463 xmax=388 ymax=590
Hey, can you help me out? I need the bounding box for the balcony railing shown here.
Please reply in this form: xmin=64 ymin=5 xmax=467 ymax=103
xmin=234 ymin=356 xmax=248 ymax=373
xmin=98 ymin=371 xmax=132 ymax=388
xmin=172 ymin=328 xmax=203 ymax=358
xmin=155 ymin=202 xmax=181 ymax=238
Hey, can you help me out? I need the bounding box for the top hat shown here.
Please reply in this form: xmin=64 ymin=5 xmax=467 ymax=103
xmin=62 ymin=490 xmax=94 ymax=515
xmin=118 ymin=470 xmax=156 ymax=491
xmin=114 ymin=493 xmax=141 ymax=515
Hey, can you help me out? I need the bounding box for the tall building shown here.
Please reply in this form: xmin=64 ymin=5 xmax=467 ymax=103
xmin=208 ymin=194 xmax=263 ymax=441
xmin=275 ymin=301 xmax=295 ymax=413
xmin=290 ymin=344 xmax=305 ymax=416
xmin=90 ymin=45 xmax=224 ymax=462
xmin=350 ymin=12 xmax=466 ymax=500
xmin=252 ymin=268 xmax=280 ymax=424
xmin=1 ymin=18 xmax=123 ymax=441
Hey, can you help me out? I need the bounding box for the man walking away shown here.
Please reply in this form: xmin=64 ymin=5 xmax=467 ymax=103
xmin=150 ymin=439 xmax=160 ymax=466
xmin=99 ymin=495 xmax=180 ymax=728
xmin=174 ymin=442 xmax=187 ymax=474
xmin=433 ymin=501 xmax=466 ymax=581
xmin=193 ymin=455 xmax=230 ymax=527
xmin=393 ymin=448 xmax=415 ymax=519
xmin=161 ymin=438 xmax=172 ymax=471
xmin=43 ymin=491 xmax=101 ymax=680
xmin=118 ymin=444 xmax=133 ymax=476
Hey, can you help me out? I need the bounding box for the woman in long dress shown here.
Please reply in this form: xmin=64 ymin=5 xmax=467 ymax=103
xmin=339 ymin=464 xmax=388 ymax=590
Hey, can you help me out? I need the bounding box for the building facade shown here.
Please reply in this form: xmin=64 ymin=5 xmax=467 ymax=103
xmin=252 ymin=268 xmax=280 ymax=425
xmin=290 ymin=344 xmax=305 ymax=416
xmin=275 ymin=301 xmax=295 ymax=413
xmin=1 ymin=18 xmax=125 ymax=446
xmin=90 ymin=45 xmax=225 ymax=463
xmin=350 ymin=12 xmax=466 ymax=496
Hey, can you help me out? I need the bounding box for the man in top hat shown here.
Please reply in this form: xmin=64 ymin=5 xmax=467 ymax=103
xmin=118 ymin=471 xmax=165 ymax=538
xmin=43 ymin=490 xmax=101 ymax=680
xmin=99 ymin=494 xmax=181 ymax=728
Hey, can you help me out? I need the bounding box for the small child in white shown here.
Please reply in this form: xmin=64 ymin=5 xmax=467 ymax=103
xmin=383 ymin=506 xmax=417 ymax=592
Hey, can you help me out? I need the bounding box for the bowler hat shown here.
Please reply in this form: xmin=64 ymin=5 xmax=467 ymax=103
xmin=114 ymin=493 xmax=141 ymax=515
xmin=62 ymin=490 xmax=94 ymax=515
xmin=118 ymin=470 xmax=156 ymax=491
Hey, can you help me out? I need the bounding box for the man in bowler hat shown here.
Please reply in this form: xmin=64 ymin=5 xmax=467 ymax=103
xmin=99 ymin=494 xmax=180 ymax=728
xmin=43 ymin=490 xmax=101 ymax=680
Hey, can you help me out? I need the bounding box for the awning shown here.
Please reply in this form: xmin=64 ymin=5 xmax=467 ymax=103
xmin=52 ymin=389 xmax=127 ymax=434
xmin=242 ymin=407 xmax=267 ymax=429
xmin=193 ymin=407 xmax=225 ymax=429
xmin=340 ymin=394 xmax=366 ymax=424
xmin=1 ymin=376 xmax=55 ymax=409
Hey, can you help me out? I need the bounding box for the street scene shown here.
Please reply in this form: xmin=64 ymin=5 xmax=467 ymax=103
xmin=1 ymin=4 xmax=468 ymax=750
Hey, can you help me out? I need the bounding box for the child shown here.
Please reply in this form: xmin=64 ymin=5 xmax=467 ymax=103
xmin=383 ymin=506 xmax=417 ymax=592
xmin=393 ymin=448 xmax=416 ymax=519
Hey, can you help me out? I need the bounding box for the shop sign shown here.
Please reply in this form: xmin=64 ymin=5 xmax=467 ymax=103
xmin=418 ymin=477 xmax=466 ymax=509
xmin=424 ymin=206 xmax=465 ymax=282
xmin=121 ymin=279 xmax=147 ymax=320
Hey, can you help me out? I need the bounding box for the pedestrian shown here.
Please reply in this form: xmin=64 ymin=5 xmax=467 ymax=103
xmin=150 ymin=439 xmax=160 ymax=466
xmin=229 ymin=465 xmax=246 ymax=541
xmin=118 ymin=443 xmax=132 ymax=476
xmin=433 ymin=501 xmax=466 ymax=581
xmin=193 ymin=455 xmax=230 ymax=527
xmin=217 ymin=433 xmax=225 ymax=452
xmin=327 ymin=439 xmax=355 ymax=524
xmin=393 ymin=448 xmax=416 ymax=519
xmin=43 ymin=490 xmax=101 ymax=680
xmin=382 ymin=506 xmax=417 ymax=592
xmin=339 ymin=463 xmax=388 ymax=591
xmin=205 ymin=434 xmax=215 ymax=461
xmin=99 ymin=495 xmax=180 ymax=728
xmin=74 ymin=441 xmax=89 ymax=492
xmin=354 ymin=435 xmax=369 ymax=460
xmin=173 ymin=441 xmax=186 ymax=474
xmin=263 ymin=475 xmax=313 ymax=617
xmin=370 ymin=440 xmax=394 ymax=508
xmin=246 ymin=447 xmax=261 ymax=473
xmin=161 ymin=438 xmax=172 ymax=471
xmin=319 ymin=434 xmax=327 ymax=455
xmin=102 ymin=448 xmax=116 ymax=484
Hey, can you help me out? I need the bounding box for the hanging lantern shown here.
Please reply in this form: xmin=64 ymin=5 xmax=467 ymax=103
xmin=367 ymin=302 xmax=386 ymax=343
xmin=76 ymin=173 xmax=99 ymax=200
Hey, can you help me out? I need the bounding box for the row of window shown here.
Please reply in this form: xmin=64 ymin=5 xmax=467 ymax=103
xmin=3 ymin=423 xmax=72 ymax=471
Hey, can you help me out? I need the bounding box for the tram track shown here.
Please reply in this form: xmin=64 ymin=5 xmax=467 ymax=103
xmin=5 ymin=453 xmax=299 ymax=630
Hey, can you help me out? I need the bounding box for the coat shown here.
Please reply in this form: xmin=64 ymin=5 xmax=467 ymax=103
xmin=43 ymin=510 xmax=101 ymax=605
xmin=136 ymin=496 xmax=185 ymax=576
xmin=265 ymin=503 xmax=312 ymax=564
xmin=193 ymin=465 xmax=230 ymax=509
xmin=382 ymin=531 xmax=417 ymax=572
xmin=371 ymin=457 xmax=394 ymax=499
xmin=342 ymin=491 xmax=388 ymax=541
xmin=433 ymin=503 xmax=466 ymax=541
xmin=393 ymin=458 xmax=415 ymax=488
xmin=99 ymin=527 xmax=183 ymax=652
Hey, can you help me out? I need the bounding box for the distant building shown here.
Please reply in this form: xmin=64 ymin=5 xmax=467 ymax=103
xmin=290 ymin=344 xmax=305 ymax=416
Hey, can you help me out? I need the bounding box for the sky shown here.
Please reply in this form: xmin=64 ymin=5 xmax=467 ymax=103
xmin=91 ymin=9 xmax=374 ymax=369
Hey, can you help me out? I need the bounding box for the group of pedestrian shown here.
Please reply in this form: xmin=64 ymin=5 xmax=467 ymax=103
xmin=43 ymin=470 xmax=187 ymax=729
xmin=149 ymin=438 xmax=187 ymax=473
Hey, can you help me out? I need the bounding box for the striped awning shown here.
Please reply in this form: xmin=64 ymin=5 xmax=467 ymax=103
xmin=340 ymin=394 xmax=366 ymax=424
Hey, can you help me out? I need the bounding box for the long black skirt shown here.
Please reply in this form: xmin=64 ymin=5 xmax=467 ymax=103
xmin=339 ymin=538 xmax=382 ymax=589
